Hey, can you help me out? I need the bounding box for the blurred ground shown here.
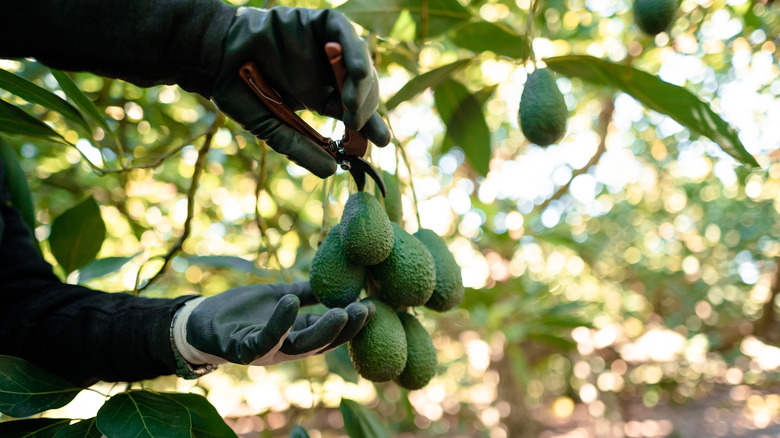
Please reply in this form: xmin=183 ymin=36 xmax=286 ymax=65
xmin=536 ymin=385 xmax=780 ymax=438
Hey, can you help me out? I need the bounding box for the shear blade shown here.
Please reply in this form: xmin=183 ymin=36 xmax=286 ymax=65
xmin=346 ymin=156 xmax=386 ymax=197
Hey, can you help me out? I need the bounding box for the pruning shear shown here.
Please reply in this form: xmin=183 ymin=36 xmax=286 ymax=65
xmin=239 ymin=42 xmax=387 ymax=197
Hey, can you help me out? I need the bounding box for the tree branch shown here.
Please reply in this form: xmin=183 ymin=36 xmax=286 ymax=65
xmin=253 ymin=141 xmax=291 ymax=283
xmin=757 ymin=256 xmax=780 ymax=341
xmin=533 ymin=97 xmax=614 ymax=215
xmin=134 ymin=114 xmax=225 ymax=294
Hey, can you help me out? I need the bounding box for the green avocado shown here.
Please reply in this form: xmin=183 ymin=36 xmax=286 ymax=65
xmin=413 ymin=229 xmax=464 ymax=312
xmin=348 ymin=297 xmax=408 ymax=382
xmin=370 ymin=223 xmax=436 ymax=308
xmin=518 ymin=68 xmax=567 ymax=147
xmin=395 ymin=312 xmax=437 ymax=390
xmin=340 ymin=192 xmax=394 ymax=266
xmin=375 ymin=170 xmax=403 ymax=224
xmin=633 ymin=0 xmax=677 ymax=35
xmin=310 ymin=224 xmax=365 ymax=308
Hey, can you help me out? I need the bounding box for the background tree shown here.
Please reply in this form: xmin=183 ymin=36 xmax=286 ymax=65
xmin=1 ymin=0 xmax=779 ymax=436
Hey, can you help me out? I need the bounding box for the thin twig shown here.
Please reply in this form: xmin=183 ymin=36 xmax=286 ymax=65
xmin=253 ymin=141 xmax=291 ymax=283
xmin=320 ymin=175 xmax=332 ymax=244
xmin=101 ymin=130 xmax=212 ymax=174
xmin=134 ymin=114 xmax=225 ymax=293
xmin=533 ymin=98 xmax=614 ymax=215
xmin=525 ymin=0 xmax=538 ymax=66
xmin=420 ymin=0 xmax=429 ymax=43
xmin=379 ymin=107 xmax=422 ymax=229
xmin=396 ymin=140 xmax=421 ymax=229
xmin=757 ymin=256 xmax=780 ymax=339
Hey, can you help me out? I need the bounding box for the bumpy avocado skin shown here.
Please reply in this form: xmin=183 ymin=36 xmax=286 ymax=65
xmin=310 ymin=224 xmax=366 ymax=308
xmin=348 ymin=297 xmax=408 ymax=382
xmin=375 ymin=170 xmax=403 ymax=224
xmin=340 ymin=192 xmax=394 ymax=266
xmin=370 ymin=223 xmax=436 ymax=308
xmin=518 ymin=68 xmax=567 ymax=147
xmin=633 ymin=0 xmax=677 ymax=35
xmin=395 ymin=312 xmax=437 ymax=390
xmin=414 ymin=229 xmax=464 ymax=312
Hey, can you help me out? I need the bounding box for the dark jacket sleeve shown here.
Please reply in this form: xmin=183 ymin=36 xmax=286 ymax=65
xmin=0 ymin=0 xmax=237 ymax=98
xmin=0 ymin=159 xmax=194 ymax=387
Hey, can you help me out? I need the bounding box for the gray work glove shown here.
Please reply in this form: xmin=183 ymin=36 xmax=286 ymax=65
xmin=172 ymin=282 xmax=371 ymax=370
xmin=211 ymin=6 xmax=391 ymax=178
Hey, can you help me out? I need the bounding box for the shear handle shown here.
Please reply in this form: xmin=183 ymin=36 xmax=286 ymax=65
xmin=239 ymin=63 xmax=335 ymax=155
xmin=324 ymin=42 xmax=369 ymax=158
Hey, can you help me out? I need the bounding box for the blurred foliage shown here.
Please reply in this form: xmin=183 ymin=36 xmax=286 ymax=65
xmin=1 ymin=0 xmax=779 ymax=436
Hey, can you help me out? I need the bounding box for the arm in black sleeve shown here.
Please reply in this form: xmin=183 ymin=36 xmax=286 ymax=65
xmin=0 ymin=0 xmax=237 ymax=98
xmin=0 ymin=159 xmax=193 ymax=387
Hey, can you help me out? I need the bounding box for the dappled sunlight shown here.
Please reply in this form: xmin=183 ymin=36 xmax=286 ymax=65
xmin=2 ymin=0 xmax=779 ymax=436
xmin=619 ymin=328 xmax=687 ymax=363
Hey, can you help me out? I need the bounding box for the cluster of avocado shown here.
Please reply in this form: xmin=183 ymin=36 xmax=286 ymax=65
xmin=310 ymin=183 xmax=463 ymax=390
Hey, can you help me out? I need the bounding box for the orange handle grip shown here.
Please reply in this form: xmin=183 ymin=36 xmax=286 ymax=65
xmin=324 ymin=42 xmax=368 ymax=158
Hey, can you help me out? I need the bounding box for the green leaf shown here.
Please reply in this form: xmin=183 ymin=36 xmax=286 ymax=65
xmin=434 ymin=77 xmax=469 ymax=132
xmin=0 ymin=356 xmax=81 ymax=418
xmin=76 ymin=253 xmax=140 ymax=284
xmin=289 ymin=425 xmax=310 ymax=438
xmin=96 ymin=391 xmax=191 ymax=438
xmin=49 ymin=197 xmax=106 ymax=274
xmin=161 ymin=393 xmax=237 ymax=438
xmin=448 ymin=21 xmax=529 ymax=59
xmin=325 ymin=345 xmax=359 ymax=384
xmin=53 ymin=418 xmax=101 ymax=438
xmin=545 ymin=55 xmax=758 ymax=167
xmin=50 ymin=70 xmax=113 ymax=136
xmin=339 ymin=398 xmax=391 ymax=438
xmin=337 ymin=0 xmax=400 ymax=37
xmin=0 ymin=99 xmax=68 ymax=143
xmin=386 ymin=59 xmax=471 ymax=110
xmin=0 ymin=418 xmax=70 ymax=438
xmin=525 ymin=332 xmax=576 ymax=350
xmin=535 ymin=315 xmax=591 ymax=329
xmin=433 ymin=79 xmax=491 ymax=175
xmin=337 ymin=0 xmax=472 ymax=40
xmin=0 ymin=137 xmax=35 ymax=233
xmin=0 ymin=68 xmax=90 ymax=135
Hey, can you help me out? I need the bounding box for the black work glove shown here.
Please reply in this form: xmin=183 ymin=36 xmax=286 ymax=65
xmin=171 ymin=282 xmax=371 ymax=368
xmin=212 ymin=7 xmax=391 ymax=178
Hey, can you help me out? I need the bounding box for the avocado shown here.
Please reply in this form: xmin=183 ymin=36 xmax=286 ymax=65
xmin=370 ymin=223 xmax=436 ymax=308
xmin=375 ymin=170 xmax=403 ymax=224
xmin=340 ymin=192 xmax=394 ymax=266
xmin=395 ymin=312 xmax=437 ymax=390
xmin=413 ymin=229 xmax=464 ymax=312
xmin=518 ymin=68 xmax=567 ymax=147
xmin=633 ymin=0 xmax=677 ymax=35
xmin=348 ymin=297 xmax=408 ymax=382
xmin=310 ymin=224 xmax=365 ymax=308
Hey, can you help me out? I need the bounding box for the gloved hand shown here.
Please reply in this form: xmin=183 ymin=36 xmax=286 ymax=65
xmin=171 ymin=282 xmax=372 ymax=372
xmin=211 ymin=6 xmax=391 ymax=178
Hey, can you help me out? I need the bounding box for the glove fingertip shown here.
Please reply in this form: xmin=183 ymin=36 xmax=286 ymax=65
xmin=345 ymin=302 xmax=369 ymax=320
xmin=280 ymin=292 xmax=301 ymax=307
xmin=361 ymin=299 xmax=377 ymax=319
xmin=344 ymin=53 xmax=370 ymax=81
xmin=363 ymin=113 xmax=392 ymax=147
xmin=324 ymin=307 xmax=350 ymax=325
xmin=268 ymin=294 xmax=300 ymax=332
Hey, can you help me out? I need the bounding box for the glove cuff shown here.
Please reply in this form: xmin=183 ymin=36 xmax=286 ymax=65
xmin=170 ymin=297 xmax=224 ymax=379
